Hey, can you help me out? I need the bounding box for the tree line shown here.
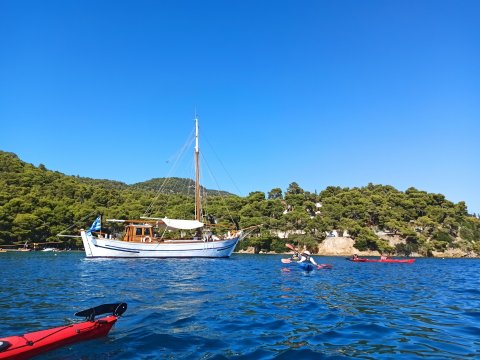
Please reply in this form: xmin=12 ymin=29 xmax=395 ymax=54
xmin=1 ymin=150 xmax=479 ymax=255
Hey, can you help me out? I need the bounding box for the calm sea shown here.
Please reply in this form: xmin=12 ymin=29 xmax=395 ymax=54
xmin=0 ymin=252 xmax=479 ymax=359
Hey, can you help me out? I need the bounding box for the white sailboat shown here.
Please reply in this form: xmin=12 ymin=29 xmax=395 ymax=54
xmin=80 ymin=116 xmax=248 ymax=258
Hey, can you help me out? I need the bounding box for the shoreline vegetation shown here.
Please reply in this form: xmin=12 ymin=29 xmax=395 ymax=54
xmin=1 ymin=150 xmax=479 ymax=258
xmin=237 ymin=239 xmax=477 ymax=258
xmin=1 ymin=248 xmax=475 ymax=259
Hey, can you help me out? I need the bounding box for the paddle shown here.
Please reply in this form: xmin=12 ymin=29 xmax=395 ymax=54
xmin=75 ymin=302 xmax=128 ymax=321
xmin=317 ymin=264 xmax=333 ymax=269
xmin=286 ymin=243 xmax=297 ymax=252
xmin=281 ymin=243 xmax=300 ymax=264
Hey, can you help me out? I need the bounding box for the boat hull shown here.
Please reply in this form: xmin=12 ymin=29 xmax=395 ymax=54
xmin=0 ymin=316 xmax=117 ymax=360
xmin=81 ymin=231 xmax=240 ymax=258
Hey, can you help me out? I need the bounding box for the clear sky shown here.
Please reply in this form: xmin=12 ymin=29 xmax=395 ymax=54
xmin=1 ymin=0 xmax=479 ymax=214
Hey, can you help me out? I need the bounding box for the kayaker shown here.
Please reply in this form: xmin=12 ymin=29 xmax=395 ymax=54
xmin=380 ymin=254 xmax=388 ymax=260
xmin=352 ymin=254 xmax=359 ymax=260
xmin=298 ymin=251 xmax=318 ymax=266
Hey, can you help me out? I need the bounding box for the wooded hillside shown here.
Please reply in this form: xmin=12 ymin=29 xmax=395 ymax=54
xmin=1 ymin=150 xmax=479 ymax=256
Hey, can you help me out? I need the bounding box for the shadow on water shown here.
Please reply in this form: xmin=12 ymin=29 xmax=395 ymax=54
xmin=1 ymin=252 xmax=479 ymax=359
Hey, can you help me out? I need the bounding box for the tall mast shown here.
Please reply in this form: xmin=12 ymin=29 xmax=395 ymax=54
xmin=194 ymin=115 xmax=201 ymax=222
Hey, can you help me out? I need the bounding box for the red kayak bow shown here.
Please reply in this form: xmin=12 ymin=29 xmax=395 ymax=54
xmin=0 ymin=303 xmax=127 ymax=360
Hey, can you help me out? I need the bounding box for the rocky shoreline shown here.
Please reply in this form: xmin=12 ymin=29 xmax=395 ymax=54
xmin=237 ymin=236 xmax=478 ymax=258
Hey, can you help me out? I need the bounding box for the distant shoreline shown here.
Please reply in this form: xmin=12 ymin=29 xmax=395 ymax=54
xmin=236 ymin=235 xmax=479 ymax=259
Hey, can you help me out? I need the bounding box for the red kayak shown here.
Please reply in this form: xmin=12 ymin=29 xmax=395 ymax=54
xmin=0 ymin=303 xmax=127 ymax=360
xmin=347 ymin=258 xmax=415 ymax=263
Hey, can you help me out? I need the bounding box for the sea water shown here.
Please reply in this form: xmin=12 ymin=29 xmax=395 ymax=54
xmin=0 ymin=252 xmax=479 ymax=359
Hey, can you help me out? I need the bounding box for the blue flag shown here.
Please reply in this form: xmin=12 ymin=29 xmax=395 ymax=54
xmin=88 ymin=216 xmax=101 ymax=234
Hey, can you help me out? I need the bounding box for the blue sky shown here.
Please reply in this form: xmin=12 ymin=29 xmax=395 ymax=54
xmin=1 ymin=0 xmax=479 ymax=214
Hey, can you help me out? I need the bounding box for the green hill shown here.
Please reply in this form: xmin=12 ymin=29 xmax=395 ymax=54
xmin=1 ymin=150 xmax=479 ymax=256
xmin=0 ymin=150 xmax=236 ymax=247
xmin=132 ymin=177 xmax=233 ymax=197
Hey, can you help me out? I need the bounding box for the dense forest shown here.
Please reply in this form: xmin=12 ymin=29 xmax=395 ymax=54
xmin=1 ymin=150 xmax=479 ymax=256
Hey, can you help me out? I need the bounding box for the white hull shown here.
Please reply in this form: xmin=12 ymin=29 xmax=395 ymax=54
xmin=80 ymin=230 xmax=239 ymax=258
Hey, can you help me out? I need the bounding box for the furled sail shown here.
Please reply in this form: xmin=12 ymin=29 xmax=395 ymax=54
xmin=157 ymin=218 xmax=204 ymax=230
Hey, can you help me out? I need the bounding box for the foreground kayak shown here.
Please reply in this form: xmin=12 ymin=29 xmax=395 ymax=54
xmin=347 ymin=258 xmax=415 ymax=263
xmin=0 ymin=303 xmax=127 ymax=360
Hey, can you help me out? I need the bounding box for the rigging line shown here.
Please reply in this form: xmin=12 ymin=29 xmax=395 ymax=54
xmin=200 ymin=152 xmax=236 ymax=224
xmin=143 ymin=130 xmax=195 ymax=217
xmin=166 ymin=127 xmax=196 ymax=165
xmin=145 ymin=129 xmax=195 ymax=215
xmin=193 ymin=149 xmax=201 ymax=220
xmin=56 ymin=211 xmax=98 ymax=236
xmin=153 ymin=143 xmax=196 ymax=219
xmin=201 ymin=131 xmax=243 ymax=196
xmin=188 ymin=153 xmax=195 ymax=194
xmin=173 ymin=152 xmax=195 ymax=201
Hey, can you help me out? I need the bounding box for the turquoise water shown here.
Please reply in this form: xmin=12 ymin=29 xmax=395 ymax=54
xmin=0 ymin=252 xmax=479 ymax=359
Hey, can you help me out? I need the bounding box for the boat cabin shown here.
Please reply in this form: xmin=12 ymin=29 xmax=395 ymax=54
xmin=123 ymin=224 xmax=154 ymax=243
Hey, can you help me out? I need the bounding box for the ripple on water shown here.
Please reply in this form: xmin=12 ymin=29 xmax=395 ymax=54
xmin=1 ymin=253 xmax=480 ymax=359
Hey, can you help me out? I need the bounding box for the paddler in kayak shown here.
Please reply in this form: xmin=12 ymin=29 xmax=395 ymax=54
xmin=298 ymin=251 xmax=319 ymax=266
